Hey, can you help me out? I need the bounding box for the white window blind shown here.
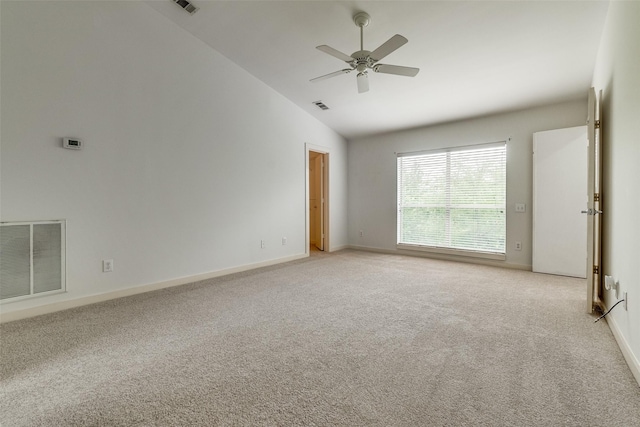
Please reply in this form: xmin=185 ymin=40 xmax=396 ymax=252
xmin=397 ymin=142 xmax=506 ymax=255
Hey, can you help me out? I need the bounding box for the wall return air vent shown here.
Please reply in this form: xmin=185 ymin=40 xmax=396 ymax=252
xmin=173 ymin=0 xmax=198 ymax=15
xmin=0 ymin=220 xmax=66 ymax=302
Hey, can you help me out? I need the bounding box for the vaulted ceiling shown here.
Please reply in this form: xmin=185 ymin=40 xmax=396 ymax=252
xmin=146 ymin=1 xmax=609 ymax=139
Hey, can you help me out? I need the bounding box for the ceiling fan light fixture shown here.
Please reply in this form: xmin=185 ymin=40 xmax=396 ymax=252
xmin=357 ymin=72 xmax=369 ymax=94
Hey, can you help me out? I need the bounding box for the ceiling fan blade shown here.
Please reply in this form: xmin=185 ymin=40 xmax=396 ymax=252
xmin=357 ymin=72 xmax=369 ymax=93
xmin=374 ymin=64 xmax=419 ymax=77
xmin=316 ymin=45 xmax=355 ymax=63
xmin=310 ymin=69 xmax=353 ymax=82
xmin=370 ymin=34 xmax=408 ymax=61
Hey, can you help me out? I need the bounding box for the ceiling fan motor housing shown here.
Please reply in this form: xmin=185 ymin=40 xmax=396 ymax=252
xmin=352 ymin=50 xmax=372 ymax=72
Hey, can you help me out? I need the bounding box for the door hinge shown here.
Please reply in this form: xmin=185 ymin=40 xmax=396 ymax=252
xmin=593 ymin=265 xmax=599 ymax=275
xmin=594 ymin=193 xmax=600 ymax=202
xmin=595 ymin=120 xmax=601 ymax=129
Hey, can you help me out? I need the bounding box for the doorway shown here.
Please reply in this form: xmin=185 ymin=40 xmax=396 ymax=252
xmin=306 ymin=144 xmax=329 ymax=254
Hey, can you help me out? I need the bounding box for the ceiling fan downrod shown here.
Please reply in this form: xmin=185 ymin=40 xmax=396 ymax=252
xmin=353 ymin=12 xmax=370 ymax=52
xmin=353 ymin=12 xmax=372 ymax=78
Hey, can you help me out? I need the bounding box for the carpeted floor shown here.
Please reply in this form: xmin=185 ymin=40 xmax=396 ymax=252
xmin=1 ymin=250 xmax=639 ymax=426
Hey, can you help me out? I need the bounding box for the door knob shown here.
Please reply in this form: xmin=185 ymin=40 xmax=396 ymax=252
xmin=581 ymin=209 xmax=603 ymax=215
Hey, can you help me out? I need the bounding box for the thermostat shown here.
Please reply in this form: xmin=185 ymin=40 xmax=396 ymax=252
xmin=63 ymin=137 xmax=83 ymax=150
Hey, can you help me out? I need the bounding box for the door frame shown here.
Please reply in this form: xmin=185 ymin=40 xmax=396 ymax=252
xmin=305 ymin=143 xmax=330 ymax=255
xmin=586 ymin=87 xmax=603 ymax=313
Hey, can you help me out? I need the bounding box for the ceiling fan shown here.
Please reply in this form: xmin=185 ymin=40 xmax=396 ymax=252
xmin=311 ymin=12 xmax=419 ymax=94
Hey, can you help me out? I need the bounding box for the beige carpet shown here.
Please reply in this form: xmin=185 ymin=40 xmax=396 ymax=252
xmin=1 ymin=250 xmax=639 ymax=426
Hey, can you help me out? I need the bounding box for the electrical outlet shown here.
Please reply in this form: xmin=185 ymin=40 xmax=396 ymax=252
xmin=515 ymin=203 xmax=526 ymax=213
xmin=515 ymin=241 xmax=522 ymax=251
xmin=261 ymin=240 xmax=265 ymax=249
xmin=359 ymin=230 xmax=363 ymax=237
xmin=604 ymin=275 xmax=615 ymax=290
xmin=103 ymin=259 xmax=114 ymax=273
xmin=282 ymin=237 xmax=287 ymax=246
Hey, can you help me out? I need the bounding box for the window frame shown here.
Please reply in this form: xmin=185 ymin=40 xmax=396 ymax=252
xmin=0 ymin=220 xmax=67 ymax=303
xmin=396 ymin=141 xmax=507 ymax=261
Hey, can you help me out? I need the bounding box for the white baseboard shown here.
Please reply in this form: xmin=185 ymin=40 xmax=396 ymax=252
xmin=347 ymin=245 xmax=531 ymax=271
xmin=0 ymin=253 xmax=308 ymax=324
xmin=606 ymin=313 xmax=640 ymax=387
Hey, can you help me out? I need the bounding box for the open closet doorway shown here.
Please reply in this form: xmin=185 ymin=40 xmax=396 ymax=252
xmin=306 ymin=144 xmax=329 ymax=254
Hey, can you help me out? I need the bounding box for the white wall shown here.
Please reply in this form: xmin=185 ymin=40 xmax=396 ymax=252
xmin=348 ymin=100 xmax=586 ymax=269
xmin=0 ymin=1 xmax=347 ymax=318
xmin=591 ymin=0 xmax=640 ymax=382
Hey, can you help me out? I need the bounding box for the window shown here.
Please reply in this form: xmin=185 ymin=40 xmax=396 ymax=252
xmin=397 ymin=142 xmax=506 ymax=257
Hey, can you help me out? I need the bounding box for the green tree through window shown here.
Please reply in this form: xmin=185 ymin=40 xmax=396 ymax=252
xmin=397 ymin=143 xmax=506 ymax=254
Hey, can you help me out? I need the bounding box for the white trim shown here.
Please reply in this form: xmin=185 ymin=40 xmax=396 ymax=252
xmin=305 ymin=143 xmax=331 ymax=254
xmin=0 ymin=289 xmax=67 ymax=304
xmin=1 ymin=220 xmax=67 ymax=302
xmin=396 ymin=144 xmax=507 ymax=255
xmin=349 ymin=245 xmax=529 ymax=271
xmin=29 ymin=225 xmax=34 ymax=295
xmin=0 ymin=219 xmax=67 ymax=226
xmin=605 ymin=312 xmax=640 ymax=387
xmin=397 ymin=243 xmax=506 ymax=261
xmin=0 ymin=253 xmax=307 ymax=324
xmin=396 ymin=140 xmax=507 ymax=158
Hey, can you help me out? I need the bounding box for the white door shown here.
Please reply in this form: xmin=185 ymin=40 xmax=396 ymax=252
xmin=533 ymin=126 xmax=588 ymax=277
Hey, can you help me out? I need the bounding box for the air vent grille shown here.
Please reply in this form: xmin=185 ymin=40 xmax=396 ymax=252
xmin=0 ymin=220 xmax=66 ymax=302
xmin=313 ymin=101 xmax=330 ymax=111
xmin=173 ymin=0 xmax=198 ymax=15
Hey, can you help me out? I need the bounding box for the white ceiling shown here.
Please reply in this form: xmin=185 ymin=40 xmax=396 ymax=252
xmin=146 ymin=0 xmax=609 ymax=139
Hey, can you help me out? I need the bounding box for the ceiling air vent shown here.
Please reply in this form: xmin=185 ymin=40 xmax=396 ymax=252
xmin=313 ymin=101 xmax=330 ymax=111
xmin=173 ymin=0 xmax=198 ymax=15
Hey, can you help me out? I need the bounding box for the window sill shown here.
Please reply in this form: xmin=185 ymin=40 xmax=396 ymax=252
xmin=396 ymin=243 xmax=506 ymax=261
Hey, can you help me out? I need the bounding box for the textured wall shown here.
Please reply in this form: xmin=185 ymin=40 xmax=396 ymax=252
xmin=0 ymin=1 xmax=347 ymax=315
xmin=592 ymin=0 xmax=640 ymax=382
xmin=347 ymin=100 xmax=587 ymax=269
